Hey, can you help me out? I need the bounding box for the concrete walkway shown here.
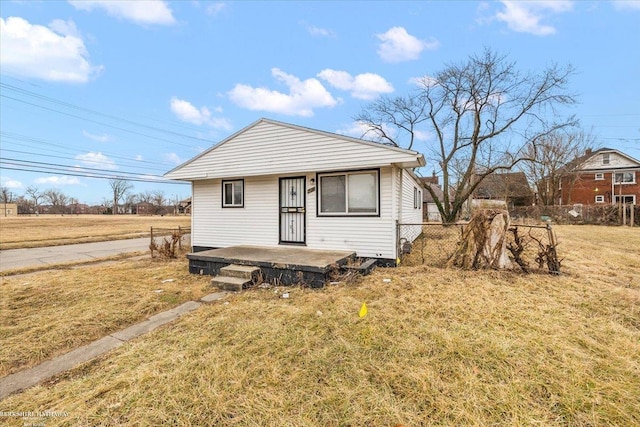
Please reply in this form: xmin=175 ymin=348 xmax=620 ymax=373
xmin=0 ymin=237 xmax=154 ymax=272
xmin=0 ymin=291 xmax=227 ymax=400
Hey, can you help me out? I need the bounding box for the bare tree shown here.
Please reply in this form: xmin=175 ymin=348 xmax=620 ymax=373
xmin=124 ymin=193 xmax=138 ymax=214
xmin=108 ymin=178 xmax=133 ymax=215
xmin=152 ymin=190 xmax=166 ymax=215
xmin=25 ymin=186 xmax=43 ymax=213
xmin=42 ymin=189 xmax=69 ymax=214
xmin=355 ymin=48 xmax=577 ymax=222
xmin=137 ymin=190 xmax=154 ymax=204
xmin=1 ymin=186 xmax=16 ymax=203
xmin=521 ymin=130 xmax=594 ymax=206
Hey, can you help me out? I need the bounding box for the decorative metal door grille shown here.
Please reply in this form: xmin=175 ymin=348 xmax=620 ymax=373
xmin=279 ymin=177 xmax=306 ymax=244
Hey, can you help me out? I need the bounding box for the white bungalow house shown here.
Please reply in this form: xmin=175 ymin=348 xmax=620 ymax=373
xmin=164 ymin=118 xmax=425 ymax=266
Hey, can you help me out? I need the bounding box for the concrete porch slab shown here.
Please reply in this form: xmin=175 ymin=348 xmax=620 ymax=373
xmin=188 ymin=245 xmax=356 ymax=287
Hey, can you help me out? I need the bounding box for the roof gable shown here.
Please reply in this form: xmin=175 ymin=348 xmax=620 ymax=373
xmin=563 ymin=148 xmax=640 ymax=172
xmin=165 ymin=118 xmax=425 ymax=180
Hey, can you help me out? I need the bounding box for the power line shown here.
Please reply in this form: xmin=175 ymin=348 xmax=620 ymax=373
xmin=0 ymin=131 xmax=172 ymax=168
xmin=0 ymin=163 xmax=188 ymax=185
xmin=1 ymin=82 xmax=218 ymax=147
xmin=0 ymin=147 xmax=169 ymax=173
xmin=0 ymin=158 xmax=187 ymax=184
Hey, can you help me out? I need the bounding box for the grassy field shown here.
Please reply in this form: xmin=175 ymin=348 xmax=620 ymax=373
xmin=0 ymin=214 xmax=191 ymax=250
xmin=1 ymin=225 xmax=639 ymax=425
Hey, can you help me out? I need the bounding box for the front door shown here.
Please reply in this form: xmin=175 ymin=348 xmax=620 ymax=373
xmin=279 ymin=177 xmax=306 ymax=244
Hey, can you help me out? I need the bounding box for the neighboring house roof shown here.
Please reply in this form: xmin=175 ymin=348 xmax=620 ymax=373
xmin=474 ymin=172 xmax=532 ymax=200
xmin=422 ymin=183 xmax=444 ymax=203
xmin=561 ymin=148 xmax=640 ymax=173
xmin=165 ymin=118 xmax=425 ymax=180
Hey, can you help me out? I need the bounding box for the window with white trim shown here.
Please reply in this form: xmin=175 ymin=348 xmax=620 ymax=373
xmin=222 ymin=179 xmax=244 ymax=207
xmin=318 ymin=170 xmax=379 ymax=215
xmin=595 ymin=173 xmax=604 ymax=180
xmin=614 ymin=195 xmax=636 ymax=204
xmin=614 ymin=171 xmax=635 ymax=184
xmin=595 ymin=195 xmax=604 ymax=203
xmin=602 ymin=153 xmax=610 ymax=165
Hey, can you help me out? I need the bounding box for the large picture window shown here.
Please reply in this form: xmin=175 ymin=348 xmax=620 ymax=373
xmin=318 ymin=170 xmax=379 ymax=216
xmin=614 ymin=171 xmax=635 ymax=184
xmin=222 ymin=179 xmax=244 ymax=207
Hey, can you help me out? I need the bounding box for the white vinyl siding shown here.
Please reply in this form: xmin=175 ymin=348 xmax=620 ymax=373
xmin=192 ymin=176 xmax=279 ymax=249
xmin=399 ymin=170 xmax=423 ymax=244
xmin=192 ymin=168 xmax=400 ymax=259
xmin=166 ymin=120 xmax=423 ymax=180
xmin=309 ymin=167 xmax=395 ymax=259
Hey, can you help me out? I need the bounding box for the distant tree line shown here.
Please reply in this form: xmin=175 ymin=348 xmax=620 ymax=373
xmin=0 ymin=179 xmax=187 ymax=215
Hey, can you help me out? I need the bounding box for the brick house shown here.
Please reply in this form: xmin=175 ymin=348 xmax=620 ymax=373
xmin=557 ymin=148 xmax=640 ymax=205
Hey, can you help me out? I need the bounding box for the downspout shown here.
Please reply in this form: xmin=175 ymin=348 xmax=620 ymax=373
xmin=397 ymin=168 xmax=403 ymax=266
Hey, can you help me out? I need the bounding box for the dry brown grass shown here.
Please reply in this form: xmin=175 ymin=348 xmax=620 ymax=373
xmin=1 ymin=225 xmax=639 ymax=426
xmin=0 ymin=256 xmax=210 ymax=377
xmin=0 ymin=215 xmax=190 ymax=250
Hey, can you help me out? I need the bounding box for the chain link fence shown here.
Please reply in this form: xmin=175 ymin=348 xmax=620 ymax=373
xmin=397 ymin=222 xmax=560 ymax=274
xmin=511 ymin=204 xmax=638 ymax=226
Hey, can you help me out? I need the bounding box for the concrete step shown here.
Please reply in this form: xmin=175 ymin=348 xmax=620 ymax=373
xmin=211 ymin=275 xmax=250 ymax=292
xmin=220 ymin=264 xmax=260 ymax=280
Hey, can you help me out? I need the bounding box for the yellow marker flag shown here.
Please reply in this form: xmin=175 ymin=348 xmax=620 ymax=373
xmin=359 ymin=302 xmax=368 ymax=318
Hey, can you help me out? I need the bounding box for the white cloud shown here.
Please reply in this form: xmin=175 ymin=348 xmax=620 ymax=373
xmin=48 ymin=19 xmax=81 ymax=38
xmin=164 ymin=153 xmax=182 ymax=165
xmin=612 ymin=1 xmax=640 ymax=11
xmin=376 ymin=27 xmax=439 ymax=63
xmin=170 ymin=97 xmax=232 ymax=130
xmin=34 ymin=176 xmax=81 ymax=185
xmin=228 ymin=68 xmax=338 ymax=117
xmin=135 ymin=155 xmax=144 ymax=161
xmin=408 ymin=75 xmax=438 ymax=88
xmin=336 ymin=121 xmax=373 ymax=139
xmin=83 ymin=130 xmax=110 ymax=143
xmin=413 ymin=129 xmax=433 ymax=142
xmin=206 ymin=2 xmax=226 ymax=16
xmin=0 ymin=16 xmax=103 ymax=83
xmin=68 ymin=0 xmax=176 ymax=26
xmin=0 ymin=176 xmax=24 ymax=189
xmin=306 ymin=24 xmax=335 ymax=38
xmin=75 ymin=152 xmax=117 ymax=170
xmin=494 ymin=1 xmax=573 ymax=36
xmin=318 ymin=69 xmax=394 ymax=100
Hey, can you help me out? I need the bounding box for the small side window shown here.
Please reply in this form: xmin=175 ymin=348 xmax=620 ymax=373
xmin=595 ymin=173 xmax=604 ymax=180
xmin=222 ymin=180 xmax=244 ymax=208
xmin=595 ymin=195 xmax=604 ymax=203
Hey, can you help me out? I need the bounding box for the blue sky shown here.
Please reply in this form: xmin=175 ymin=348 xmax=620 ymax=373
xmin=1 ymin=0 xmax=639 ymax=205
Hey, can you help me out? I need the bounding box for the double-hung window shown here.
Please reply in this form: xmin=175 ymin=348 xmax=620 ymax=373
xmin=318 ymin=170 xmax=379 ymax=216
xmin=222 ymin=179 xmax=244 ymax=207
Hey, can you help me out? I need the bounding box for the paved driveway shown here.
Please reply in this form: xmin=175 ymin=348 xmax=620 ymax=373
xmin=0 ymin=237 xmax=154 ymax=272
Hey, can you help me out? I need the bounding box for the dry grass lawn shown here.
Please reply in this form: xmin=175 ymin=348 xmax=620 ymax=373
xmin=0 ymin=214 xmax=190 ymax=250
xmin=0 ymin=257 xmax=210 ymax=377
xmin=1 ymin=225 xmax=639 ymax=426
